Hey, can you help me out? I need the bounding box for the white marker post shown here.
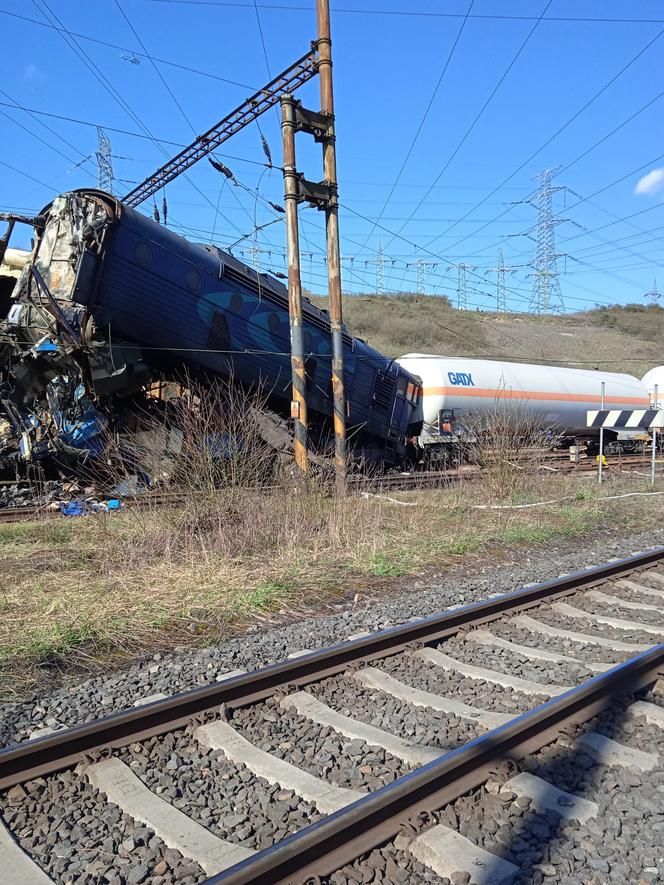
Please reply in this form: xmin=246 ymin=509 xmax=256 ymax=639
xmin=652 ymin=384 xmax=659 ymax=487
xmin=598 ymin=381 xmax=605 ymax=484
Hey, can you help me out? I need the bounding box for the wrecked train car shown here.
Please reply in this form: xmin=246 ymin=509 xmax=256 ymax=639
xmin=0 ymin=189 xmax=423 ymax=472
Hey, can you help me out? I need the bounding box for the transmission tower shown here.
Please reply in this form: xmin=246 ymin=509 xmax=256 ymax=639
xmin=408 ymin=258 xmax=438 ymax=295
xmin=496 ymin=248 xmax=506 ymax=312
xmin=96 ymin=127 xmax=113 ymax=194
xmin=485 ymin=248 xmax=517 ymax=312
xmin=456 ymin=263 xmax=475 ymax=309
xmin=645 ymin=278 xmax=661 ymax=305
xmin=365 ymin=241 xmax=386 ymax=294
xmin=523 ymin=168 xmax=571 ymax=314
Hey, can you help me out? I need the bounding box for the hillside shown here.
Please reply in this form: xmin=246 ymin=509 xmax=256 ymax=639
xmin=309 ymin=295 xmax=664 ymax=378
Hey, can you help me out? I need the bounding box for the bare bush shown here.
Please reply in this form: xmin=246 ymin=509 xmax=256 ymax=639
xmin=456 ymin=399 xmax=552 ymax=502
xmin=97 ymin=373 xmax=276 ymax=494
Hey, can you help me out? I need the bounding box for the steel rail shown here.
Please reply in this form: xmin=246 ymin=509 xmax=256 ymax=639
xmin=210 ymin=641 xmax=664 ymax=884
xmin=0 ymin=451 xmax=656 ymax=523
xmin=0 ymin=547 xmax=662 ymax=790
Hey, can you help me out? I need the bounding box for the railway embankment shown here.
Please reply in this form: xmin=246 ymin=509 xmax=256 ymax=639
xmin=0 ymin=472 xmax=663 ymax=720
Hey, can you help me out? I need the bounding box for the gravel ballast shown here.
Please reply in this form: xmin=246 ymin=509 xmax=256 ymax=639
xmin=324 ymin=841 xmax=444 ymax=885
xmin=431 ymin=634 xmax=594 ymax=686
xmin=0 ymin=771 xmax=206 ymax=884
xmin=420 ymin=704 xmax=664 ymax=885
xmin=527 ymin=605 xmax=662 ymax=645
xmin=378 ymin=651 xmax=549 ymax=714
xmin=230 ymin=696 xmax=409 ymax=791
xmin=306 ymin=673 xmax=485 ymax=752
xmin=487 ymin=618 xmax=633 ymax=664
xmin=2 ymin=530 xmax=664 ymax=748
xmin=116 ymin=726 xmax=323 ymax=851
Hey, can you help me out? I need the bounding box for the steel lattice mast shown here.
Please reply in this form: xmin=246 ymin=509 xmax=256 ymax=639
xmin=496 ymin=247 xmax=506 ymax=311
xmin=365 ymin=241 xmax=386 ymax=294
xmin=456 ymin=263 xmax=475 ymax=309
xmin=485 ymin=248 xmax=518 ymax=312
xmin=529 ymin=168 xmax=567 ymax=314
xmin=408 ymin=258 xmax=438 ymax=295
xmin=121 ymin=50 xmax=317 ymax=208
xmin=96 ymin=128 xmax=113 ymax=194
xmin=645 ymin=278 xmax=661 ymax=305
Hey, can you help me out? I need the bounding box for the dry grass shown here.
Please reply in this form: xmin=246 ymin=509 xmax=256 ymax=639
xmin=318 ymin=294 xmax=664 ymax=376
xmin=1 ymin=468 xmax=662 ymax=699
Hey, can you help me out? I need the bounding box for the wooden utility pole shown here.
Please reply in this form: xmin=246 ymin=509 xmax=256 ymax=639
xmin=317 ymin=0 xmax=347 ymax=493
xmin=278 ymin=0 xmax=347 ymax=490
xmin=280 ymin=94 xmax=309 ymax=475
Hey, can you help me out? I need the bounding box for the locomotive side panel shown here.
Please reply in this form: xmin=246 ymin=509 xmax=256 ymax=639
xmin=1 ymin=190 xmax=423 ymax=470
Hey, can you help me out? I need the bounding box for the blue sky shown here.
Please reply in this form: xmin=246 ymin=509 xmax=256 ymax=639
xmin=1 ymin=0 xmax=664 ymax=314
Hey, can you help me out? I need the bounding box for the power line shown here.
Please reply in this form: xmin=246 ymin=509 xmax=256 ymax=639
xmin=475 ymin=155 xmax=664 ymax=270
xmin=0 ymin=100 xmax=273 ymax=171
xmin=384 ymin=0 xmax=553 ymax=252
xmin=0 ymin=107 xmax=93 ymax=178
xmin=252 ymin=0 xmax=272 ymax=78
xmin=0 ymin=9 xmax=256 ymax=91
xmin=30 ymin=0 xmax=244 ymax=236
xmin=0 ymin=88 xmax=97 ymax=177
xmin=113 ymin=0 xmax=196 ymax=135
xmin=417 ymin=24 xmax=664 ymax=254
xmin=0 ymin=159 xmax=58 ymax=193
xmin=140 ymin=2 xmax=664 ymax=25
xmin=357 ymin=0 xmax=475 ymax=251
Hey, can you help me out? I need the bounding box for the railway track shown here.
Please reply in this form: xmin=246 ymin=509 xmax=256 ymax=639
xmin=0 ymin=451 xmax=659 ymax=523
xmin=2 ymin=549 xmax=664 ymax=883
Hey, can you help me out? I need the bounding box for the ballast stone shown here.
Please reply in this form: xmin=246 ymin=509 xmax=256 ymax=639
xmin=0 ymin=818 xmax=54 ymax=884
xmin=413 ymin=647 xmax=570 ymax=697
xmin=194 ymin=719 xmax=363 ymax=813
xmin=86 ymin=757 xmax=254 ymax=874
xmin=511 ymin=613 xmax=649 ymax=652
xmin=630 ymin=700 xmax=664 ymax=728
xmin=409 ymin=824 xmax=518 ymax=885
xmin=279 ymin=690 xmax=441 ymax=766
xmin=587 ymin=588 xmax=663 ymax=613
xmin=577 ymin=731 xmax=659 ymax=772
xmin=352 ymin=666 xmax=512 ymax=729
xmin=502 ymin=772 xmax=598 ymax=822
xmin=614 ymin=578 xmax=664 ymax=600
xmin=466 ymin=628 xmax=611 ymax=672
xmin=552 ymin=601 xmax=664 ymax=636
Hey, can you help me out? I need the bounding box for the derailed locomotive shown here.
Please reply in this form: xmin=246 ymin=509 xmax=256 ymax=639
xmin=0 ymin=189 xmax=423 ymax=472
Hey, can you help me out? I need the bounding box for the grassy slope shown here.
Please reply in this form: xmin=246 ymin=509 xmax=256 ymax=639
xmin=1 ymin=474 xmax=663 ymax=698
xmin=309 ymin=296 xmax=664 ymax=377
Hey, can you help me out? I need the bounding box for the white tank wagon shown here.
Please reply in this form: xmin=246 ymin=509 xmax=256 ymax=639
xmin=642 ymin=366 xmax=664 ymax=407
xmin=397 ymin=354 xmax=651 ymax=459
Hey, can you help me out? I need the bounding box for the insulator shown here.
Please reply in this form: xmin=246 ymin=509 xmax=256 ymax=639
xmin=153 ymin=204 xmax=160 ymax=224
xmin=162 ymin=194 xmax=168 ymax=226
xmin=269 ymin=201 xmax=285 ymax=214
xmin=260 ymin=134 xmax=272 ymax=167
xmin=208 ymin=158 xmax=234 ymax=179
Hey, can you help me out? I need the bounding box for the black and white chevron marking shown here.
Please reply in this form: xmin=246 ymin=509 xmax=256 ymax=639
xmin=586 ymin=409 xmax=663 ymax=429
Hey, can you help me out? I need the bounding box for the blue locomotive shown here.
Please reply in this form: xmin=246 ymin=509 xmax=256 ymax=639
xmin=1 ymin=189 xmax=423 ymax=469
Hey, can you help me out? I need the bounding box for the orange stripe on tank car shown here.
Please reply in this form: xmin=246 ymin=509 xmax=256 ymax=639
xmin=422 ymin=386 xmax=651 ymax=405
